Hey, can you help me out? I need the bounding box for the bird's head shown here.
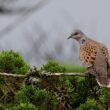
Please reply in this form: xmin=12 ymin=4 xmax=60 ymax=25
xmin=67 ymin=30 xmax=88 ymax=44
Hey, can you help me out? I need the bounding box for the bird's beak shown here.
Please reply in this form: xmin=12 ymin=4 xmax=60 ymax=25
xmin=68 ymin=35 xmax=81 ymax=40
xmin=67 ymin=35 xmax=72 ymax=39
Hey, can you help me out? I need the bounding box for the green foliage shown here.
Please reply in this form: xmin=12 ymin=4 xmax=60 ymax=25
xmin=101 ymin=88 xmax=110 ymax=108
xmin=0 ymin=104 xmax=6 ymax=110
xmin=41 ymin=60 xmax=66 ymax=73
xmin=0 ymin=50 xmax=29 ymax=74
xmin=11 ymin=103 xmax=36 ymax=110
xmin=0 ymin=50 xmax=29 ymax=106
xmin=64 ymin=63 xmax=86 ymax=73
xmin=0 ymin=59 xmax=110 ymax=109
xmin=77 ymin=98 xmax=97 ymax=110
xmin=16 ymin=85 xmax=58 ymax=110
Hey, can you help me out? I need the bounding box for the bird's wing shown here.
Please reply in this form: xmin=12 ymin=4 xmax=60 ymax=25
xmin=94 ymin=49 xmax=110 ymax=87
xmin=80 ymin=40 xmax=109 ymax=68
xmin=98 ymin=42 xmax=110 ymax=70
xmin=98 ymin=42 xmax=109 ymax=60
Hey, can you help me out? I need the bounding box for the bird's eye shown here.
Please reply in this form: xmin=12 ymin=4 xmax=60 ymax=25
xmin=74 ymin=32 xmax=78 ymax=35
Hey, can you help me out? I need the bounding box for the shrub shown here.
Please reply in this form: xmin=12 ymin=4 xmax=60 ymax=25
xmin=0 ymin=50 xmax=29 ymax=74
xmin=11 ymin=103 xmax=36 ymax=110
xmin=101 ymin=88 xmax=110 ymax=108
xmin=77 ymin=98 xmax=97 ymax=110
xmin=41 ymin=60 xmax=66 ymax=73
xmin=16 ymin=85 xmax=58 ymax=110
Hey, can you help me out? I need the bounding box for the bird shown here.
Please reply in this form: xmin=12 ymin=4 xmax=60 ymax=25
xmin=68 ymin=29 xmax=110 ymax=87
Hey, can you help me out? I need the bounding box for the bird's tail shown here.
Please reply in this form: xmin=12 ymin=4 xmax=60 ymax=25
xmin=96 ymin=75 xmax=110 ymax=87
xmin=94 ymin=49 xmax=110 ymax=88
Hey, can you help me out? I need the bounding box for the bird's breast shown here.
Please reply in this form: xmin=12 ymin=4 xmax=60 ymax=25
xmin=80 ymin=41 xmax=97 ymax=68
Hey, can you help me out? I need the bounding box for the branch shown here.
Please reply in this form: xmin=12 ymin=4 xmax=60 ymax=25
xmin=42 ymin=72 xmax=88 ymax=77
xmin=0 ymin=72 xmax=26 ymax=78
xmin=0 ymin=72 xmax=89 ymax=78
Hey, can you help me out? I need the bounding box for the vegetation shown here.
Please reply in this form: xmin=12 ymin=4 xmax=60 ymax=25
xmin=0 ymin=50 xmax=29 ymax=107
xmin=0 ymin=50 xmax=29 ymax=74
xmin=64 ymin=63 xmax=86 ymax=73
xmin=41 ymin=60 xmax=66 ymax=73
xmin=0 ymin=50 xmax=110 ymax=110
xmin=16 ymin=86 xmax=58 ymax=110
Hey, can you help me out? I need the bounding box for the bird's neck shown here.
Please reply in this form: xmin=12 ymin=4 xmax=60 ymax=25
xmin=78 ymin=36 xmax=90 ymax=45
